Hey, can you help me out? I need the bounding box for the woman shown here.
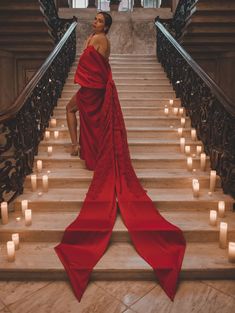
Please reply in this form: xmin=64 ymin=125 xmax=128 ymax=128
xmin=55 ymin=11 xmax=186 ymax=303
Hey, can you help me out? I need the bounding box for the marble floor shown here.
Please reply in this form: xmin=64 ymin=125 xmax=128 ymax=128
xmin=0 ymin=280 xmax=234 ymax=313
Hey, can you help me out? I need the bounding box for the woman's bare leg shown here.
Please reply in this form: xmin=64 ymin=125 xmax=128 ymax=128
xmin=66 ymin=93 xmax=79 ymax=155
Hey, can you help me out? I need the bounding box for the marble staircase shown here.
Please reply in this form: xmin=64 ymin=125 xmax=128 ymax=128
xmin=1 ymin=53 xmax=235 ymax=282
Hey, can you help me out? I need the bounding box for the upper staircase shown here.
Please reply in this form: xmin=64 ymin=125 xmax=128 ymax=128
xmin=0 ymin=52 xmax=235 ymax=281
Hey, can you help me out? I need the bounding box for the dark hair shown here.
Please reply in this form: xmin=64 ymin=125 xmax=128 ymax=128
xmin=97 ymin=11 xmax=112 ymax=34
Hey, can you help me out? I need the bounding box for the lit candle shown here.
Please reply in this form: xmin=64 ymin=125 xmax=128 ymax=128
xmin=209 ymin=170 xmax=217 ymax=192
xmin=164 ymin=108 xmax=169 ymax=116
xmin=50 ymin=118 xmax=57 ymax=127
xmin=219 ymin=222 xmax=228 ymax=249
xmin=36 ymin=160 xmax=42 ymax=173
xmin=228 ymin=242 xmax=235 ymax=263
xmin=25 ymin=209 xmax=32 ymax=226
xmin=12 ymin=233 xmax=20 ymax=250
xmin=180 ymin=138 xmax=185 ymax=153
xmin=180 ymin=117 xmax=186 ymax=127
xmin=177 ymin=127 xmax=183 ymax=137
xmin=196 ymin=145 xmax=202 ymax=156
xmin=31 ymin=174 xmax=37 ymax=192
xmin=187 ymin=157 xmax=193 ymax=171
xmin=16 ymin=217 xmax=21 ymax=222
xmin=209 ymin=210 xmax=217 ymax=226
xmin=47 ymin=146 xmax=53 ymax=157
xmin=185 ymin=145 xmax=191 ymax=155
xmin=218 ymin=201 xmax=225 ymax=218
xmin=192 ymin=179 xmax=200 ymax=198
xmin=200 ymin=153 xmax=206 ymax=171
xmin=7 ymin=241 xmax=15 ymax=262
xmin=191 ymin=129 xmax=197 ymax=141
xmin=45 ymin=131 xmax=50 ymax=141
xmin=173 ymin=107 xmax=178 ymax=115
xmin=1 ymin=202 xmax=8 ymax=225
xmin=54 ymin=131 xmax=59 ymax=139
xmin=178 ymin=108 xmax=184 ymax=116
xmin=42 ymin=175 xmax=49 ymax=192
xmin=21 ymin=200 xmax=28 ymax=215
xmin=169 ymin=99 xmax=174 ymax=106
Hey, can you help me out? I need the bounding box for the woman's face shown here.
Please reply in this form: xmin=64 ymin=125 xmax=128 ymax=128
xmin=92 ymin=14 xmax=105 ymax=33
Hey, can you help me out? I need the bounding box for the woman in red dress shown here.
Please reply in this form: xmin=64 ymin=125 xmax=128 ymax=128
xmin=55 ymin=11 xmax=186 ymax=302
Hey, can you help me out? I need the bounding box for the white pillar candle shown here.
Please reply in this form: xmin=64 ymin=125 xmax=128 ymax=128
xmin=178 ymin=107 xmax=184 ymax=116
xmin=169 ymin=99 xmax=174 ymax=106
xmin=185 ymin=145 xmax=191 ymax=155
xmin=7 ymin=241 xmax=15 ymax=262
xmin=180 ymin=138 xmax=185 ymax=153
xmin=197 ymin=146 xmax=203 ymax=156
xmin=173 ymin=107 xmax=178 ymax=115
xmin=25 ymin=209 xmax=32 ymax=226
xmin=192 ymin=179 xmax=200 ymax=198
xmin=219 ymin=222 xmax=228 ymax=249
xmin=1 ymin=202 xmax=8 ymax=225
xmin=16 ymin=217 xmax=21 ymax=222
xmin=209 ymin=209 xmax=217 ymax=226
xmin=12 ymin=233 xmax=20 ymax=250
xmin=228 ymin=242 xmax=235 ymax=263
xmin=31 ymin=174 xmax=37 ymax=192
xmin=21 ymin=200 xmax=28 ymax=215
xmin=209 ymin=170 xmax=217 ymax=192
xmin=191 ymin=129 xmax=197 ymax=141
xmin=200 ymin=153 xmax=206 ymax=171
xmin=42 ymin=175 xmax=49 ymax=192
xmin=177 ymin=127 xmax=183 ymax=137
xmin=50 ymin=118 xmax=57 ymax=127
xmin=47 ymin=146 xmax=53 ymax=157
xmin=218 ymin=201 xmax=225 ymax=218
xmin=54 ymin=131 xmax=59 ymax=139
xmin=187 ymin=157 xmax=193 ymax=171
xmin=180 ymin=117 xmax=186 ymax=127
xmin=45 ymin=131 xmax=50 ymax=141
xmin=36 ymin=160 xmax=42 ymax=173
xmin=164 ymin=108 xmax=169 ymax=116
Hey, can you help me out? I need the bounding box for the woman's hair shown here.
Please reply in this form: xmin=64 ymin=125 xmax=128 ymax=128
xmin=97 ymin=11 xmax=112 ymax=34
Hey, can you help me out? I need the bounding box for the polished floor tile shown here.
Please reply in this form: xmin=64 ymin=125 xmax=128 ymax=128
xmin=130 ymin=281 xmax=235 ymax=313
xmin=0 ymin=281 xmax=51 ymax=306
xmin=95 ymin=281 xmax=156 ymax=306
xmin=8 ymin=281 xmax=127 ymax=313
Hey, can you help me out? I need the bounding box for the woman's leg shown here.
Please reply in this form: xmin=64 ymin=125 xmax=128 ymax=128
xmin=66 ymin=93 xmax=79 ymax=156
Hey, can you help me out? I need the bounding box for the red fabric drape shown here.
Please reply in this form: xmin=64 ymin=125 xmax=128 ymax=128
xmin=54 ymin=45 xmax=186 ymax=301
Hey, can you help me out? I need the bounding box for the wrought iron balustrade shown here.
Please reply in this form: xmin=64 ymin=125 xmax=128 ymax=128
xmin=155 ymin=19 xmax=235 ymax=198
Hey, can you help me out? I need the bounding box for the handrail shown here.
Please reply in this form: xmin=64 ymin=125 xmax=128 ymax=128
xmin=0 ymin=21 xmax=77 ymax=123
xmin=155 ymin=19 xmax=235 ymax=117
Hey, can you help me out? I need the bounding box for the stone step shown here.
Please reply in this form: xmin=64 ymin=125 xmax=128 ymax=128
xmin=62 ymin=84 xmax=174 ymax=92
xmin=14 ymin=187 xmax=234 ymax=212
xmin=70 ymin=67 xmax=165 ymax=74
xmin=71 ymin=63 xmax=163 ymax=69
xmin=38 ymin=139 xmax=201 ymax=154
xmin=76 ymin=54 xmax=157 ymax=60
xmin=66 ymin=77 xmax=171 ymax=84
xmin=34 ymin=153 xmax=204 ymax=170
xmin=57 ymin=98 xmax=181 ymax=107
xmin=24 ymin=168 xmax=216 ymax=189
xmin=0 ymin=241 xmax=235 ymax=280
xmin=49 ymin=116 xmax=190 ymax=128
xmin=68 ymin=72 xmax=168 ymax=79
xmin=1 ymin=211 xmax=235 ymax=243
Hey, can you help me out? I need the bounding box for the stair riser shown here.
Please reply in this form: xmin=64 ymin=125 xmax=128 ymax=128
xmin=68 ymin=73 xmax=168 ymax=79
xmin=66 ymin=78 xmax=170 ymax=84
xmin=61 ymin=91 xmax=176 ymax=98
xmin=71 ymin=64 xmax=163 ymax=69
xmin=24 ymin=176 xmax=220 ymax=189
xmin=62 ymin=85 xmax=174 ymax=92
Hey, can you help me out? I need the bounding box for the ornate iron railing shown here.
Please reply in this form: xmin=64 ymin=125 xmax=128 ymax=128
xmin=155 ymin=19 xmax=235 ymax=198
xmin=0 ymin=21 xmax=77 ymax=203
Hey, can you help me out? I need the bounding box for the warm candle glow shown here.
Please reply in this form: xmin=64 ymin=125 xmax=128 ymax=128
xmin=210 ymin=170 xmax=217 ymax=192
xmin=173 ymin=107 xmax=178 ymax=115
xmin=50 ymin=118 xmax=57 ymax=127
xmin=209 ymin=210 xmax=217 ymax=226
xmin=7 ymin=241 xmax=15 ymax=262
xmin=31 ymin=174 xmax=37 ymax=192
xmin=178 ymin=108 xmax=184 ymax=116
xmin=196 ymin=145 xmax=202 ymax=156
xmin=169 ymin=99 xmax=174 ymax=106
xmin=42 ymin=175 xmax=49 ymax=192
xmin=25 ymin=209 xmax=32 ymax=226
xmin=180 ymin=138 xmax=185 ymax=153
xmin=54 ymin=131 xmax=59 ymax=139
xmin=218 ymin=201 xmax=225 ymax=218
xmin=21 ymin=200 xmax=28 ymax=215
xmin=47 ymin=146 xmax=53 ymax=157
xmin=187 ymin=157 xmax=193 ymax=171
xmin=219 ymin=222 xmax=228 ymax=249
xmin=12 ymin=233 xmax=20 ymax=250
xmin=200 ymin=153 xmax=206 ymax=171
xmin=180 ymin=117 xmax=186 ymax=127
xmin=45 ymin=131 xmax=50 ymax=140
xmin=1 ymin=202 xmax=8 ymax=225
xmin=228 ymin=242 xmax=235 ymax=263
xmin=191 ymin=129 xmax=197 ymax=141
xmin=192 ymin=179 xmax=200 ymax=198
xmin=164 ymin=108 xmax=169 ymax=116
xmin=177 ymin=128 xmax=183 ymax=137
xmin=36 ymin=160 xmax=42 ymax=173
xmin=185 ymin=145 xmax=191 ymax=155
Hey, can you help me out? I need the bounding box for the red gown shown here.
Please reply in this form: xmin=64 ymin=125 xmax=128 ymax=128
xmin=54 ymin=45 xmax=186 ymax=302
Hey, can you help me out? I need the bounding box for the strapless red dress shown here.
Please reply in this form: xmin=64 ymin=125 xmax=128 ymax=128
xmin=54 ymin=45 xmax=186 ymax=302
